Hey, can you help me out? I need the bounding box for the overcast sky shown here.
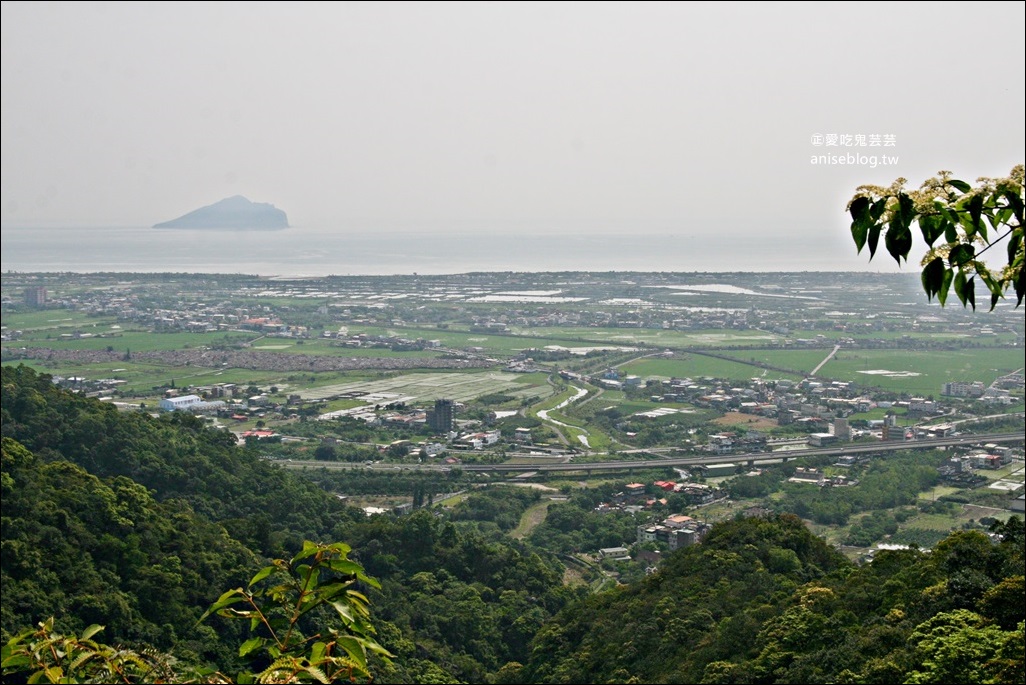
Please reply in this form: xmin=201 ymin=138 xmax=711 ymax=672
xmin=3 ymin=1 xmax=1024 ymax=247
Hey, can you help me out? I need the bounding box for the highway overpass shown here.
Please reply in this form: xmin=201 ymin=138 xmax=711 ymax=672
xmin=458 ymin=431 xmax=1025 ymax=473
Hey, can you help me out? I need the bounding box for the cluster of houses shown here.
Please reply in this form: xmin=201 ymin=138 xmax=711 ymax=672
xmin=591 ymin=480 xmax=725 ymax=517
xmin=596 ymin=512 xmax=713 ymax=565
xmin=941 ymin=445 xmax=1015 ymax=474
xmin=636 ymin=513 xmax=711 ymax=551
xmin=324 ymin=328 xmax=444 ymax=352
xmin=787 ymin=467 xmax=858 ymax=487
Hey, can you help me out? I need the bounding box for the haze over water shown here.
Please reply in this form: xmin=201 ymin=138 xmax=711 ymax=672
xmin=1 ymin=225 xmax=900 ymax=277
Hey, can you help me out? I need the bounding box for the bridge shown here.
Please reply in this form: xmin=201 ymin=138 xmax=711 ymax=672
xmin=457 ymin=432 xmax=1025 ymax=473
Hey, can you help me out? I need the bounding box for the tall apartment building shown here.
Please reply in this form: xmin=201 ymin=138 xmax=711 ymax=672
xmin=23 ymin=286 xmax=47 ymax=308
xmin=833 ymin=417 xmax=850 ymax=441
xmin=427 ymin=398 xmax=454 ymax=433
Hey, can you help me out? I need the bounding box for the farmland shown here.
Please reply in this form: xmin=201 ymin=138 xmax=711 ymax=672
xmin=2 ymin=269 xmax=1024 ymax=563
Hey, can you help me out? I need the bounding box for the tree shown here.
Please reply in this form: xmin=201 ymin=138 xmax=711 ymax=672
xmin=848 ymin=165 xmax=1023 ymax=309
xmin=201 ymin=540 xmax=391 ymax=683
xmin=2 ymin=541 xmax=391 ymax=683
xmin=313 ymin=443 xmax=338 ymax=461
xmin=0 ymin=618 xmax=181 ymax=684
xmin=904 ymin=609 xmax=1016 ymax=684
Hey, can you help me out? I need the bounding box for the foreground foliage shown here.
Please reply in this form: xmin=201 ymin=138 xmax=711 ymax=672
xmin=1 ymin=617 xmax=182 ymax=684
xmin=2 ymin=541 xmax=390 ymax=683
xmin=849 ymin=164 xmax=1024 ymax=308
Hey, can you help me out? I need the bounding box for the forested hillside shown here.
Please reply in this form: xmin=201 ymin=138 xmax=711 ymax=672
xmin=0 ymin=365 xmax=574 ymax=682
xmin=2 ymin=365 xmax=1023 ymax=683
xmin=521 ymin=515 xmax=1023 ymax=683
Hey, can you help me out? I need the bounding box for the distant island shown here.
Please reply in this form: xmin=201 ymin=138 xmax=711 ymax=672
xmin=153 ymin=196 xmax=289 ymax=229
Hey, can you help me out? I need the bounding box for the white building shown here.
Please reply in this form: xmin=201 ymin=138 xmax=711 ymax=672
xmin=159 ymin=395 xmax=203 ymax=412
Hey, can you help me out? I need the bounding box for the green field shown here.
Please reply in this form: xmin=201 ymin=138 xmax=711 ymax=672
xmin=620 ymin=355 xmax=804 ymax=383
xmin=511 ymin=326 xmax=784 ymax=349
xmin=351 ymin=325 xmax=607 ymax=355
xmin=784 ymin=329 xmax=1020 ymax=344
xmin=1 ymin=358 xmax=285 ymax=395
xmin=1 ymin=310 xmax=119 ymax=332
xmin=685 ymin=347 xmax=1025 ymax=395
xmin=2 ymin=329 xmax=260 ymax=353
xmin=716 ymin=349 xmax=843 ymax=374
xmin=252 ymin=338 xmax=444 ymax=358
xmin=818 ymin=348 xmax=1024 ymax=395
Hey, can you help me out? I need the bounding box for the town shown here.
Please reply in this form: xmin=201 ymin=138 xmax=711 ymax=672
xmin=2 ymin=269 xmax=1023 ymax=567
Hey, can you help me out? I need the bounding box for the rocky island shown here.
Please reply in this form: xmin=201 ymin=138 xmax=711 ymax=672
xmin=154 ymin=196 xmax=289 ymax=229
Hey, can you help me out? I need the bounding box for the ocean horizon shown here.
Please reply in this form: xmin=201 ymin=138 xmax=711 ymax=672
xmin=1 ymin=225 xmax=907 ymax=277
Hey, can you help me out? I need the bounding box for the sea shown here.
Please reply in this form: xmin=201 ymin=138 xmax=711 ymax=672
xmin=0 ymin=225 xmax=890 ymax=277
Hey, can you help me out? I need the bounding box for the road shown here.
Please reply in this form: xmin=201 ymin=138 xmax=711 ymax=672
xmin=279 ymin=431 xmax=1024 ymax=475
xmin=810 ymin=345 xmax=841 ymax=376
xmin=538 ymin=384 xmax=590 ymax=447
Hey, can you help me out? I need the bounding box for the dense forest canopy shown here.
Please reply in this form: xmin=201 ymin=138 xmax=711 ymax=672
xmin=1 ymin=365 xmax=1023 ymax=683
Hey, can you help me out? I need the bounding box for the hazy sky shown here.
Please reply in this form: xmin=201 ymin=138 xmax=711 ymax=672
xmin=3 ymin=2 xmax=1024 ymax=248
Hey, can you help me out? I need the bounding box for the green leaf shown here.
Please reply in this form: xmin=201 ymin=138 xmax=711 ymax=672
xmin=944 ymin=206 xmax=962 ymax=227
xmin=334 ymin=635 xmax=369 ymax=672
xmin=870 ymin=197 xmax=887 ymax=221
xmin=0 ymin=655 xmax=33 ymax=669
xmin=315 ymin=581 xmax=350 ymax=600
xmin=239 ymin=637 xmax=264 ymax=658
xmin=70 ymin=650 xmax=100 ymax=671
xmin=966 ymin=193 xmax=986 ymax=239
xmin=325 ymin=559 xmax=363 ymax=576
xmin=937 ymin=267 xmax=954 ymax=306
xmin=1002 ymin=189 xmax=1024 ymax=223
xmin=918 ymin=214 xmax=945 ymax=246
xmin=953 ymin=271 xmax=976 ymax=310
xmin=359 ymin=574 xmax=381 ymax=590
xmin=867 ymin=225 xmax=882 ymax=258
xmin=1014 ymin=266 xmax=1024 ymax=307
xmin=849 ymin=196 xmax=871 ymax=253
xmin=198 ymin=589 xmax=246 ymax=624
xmin=328 ymin=600 xmax=356 ymax=625
xmin=885 ymin=223 xmax=912 ymax=264
xmin=977 ymin=269 xmax=1005 ymax=312
xmin=79 ymin=625 xmax=104 ymax=641
xmin=248 ymin=565 xmax=275 ymax=588
xmin=948 ymin=244 xmax=975 ymax=267
xmin=953 ymin=269 xmax=966 ymax=305
xmin=325 ymin=542 xmax=352 ymax=555
xmin=302 ymin=664 xmax=330 ymax=684
xmin=947 ymin=179 xmax=971 ymax=193
xmin=988 ymin=206 xmax=1011 ymax=232
xmin=921 ymin=258 xmax=945 ymax=302
xmin=1008 ymin=227 xmax=1023 ymax=264
xmin=896 ymin=193 xmax=916 ymax=229
xmin=29 ymin=668 xmax=53 ymax=684
xmin=293 ymin=540 xmax=321 ymax=563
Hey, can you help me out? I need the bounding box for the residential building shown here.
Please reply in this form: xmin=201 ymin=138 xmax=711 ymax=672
xmin=427 ymin=398 xmax=454 ymax=433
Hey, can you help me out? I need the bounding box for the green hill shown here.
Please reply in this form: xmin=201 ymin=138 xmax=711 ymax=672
xmin=1 ymin=364 xmax=1022 ymax=683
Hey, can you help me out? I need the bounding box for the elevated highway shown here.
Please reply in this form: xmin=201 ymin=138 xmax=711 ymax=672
xmin=459 ymin=432 xmax=1024 ymax=473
